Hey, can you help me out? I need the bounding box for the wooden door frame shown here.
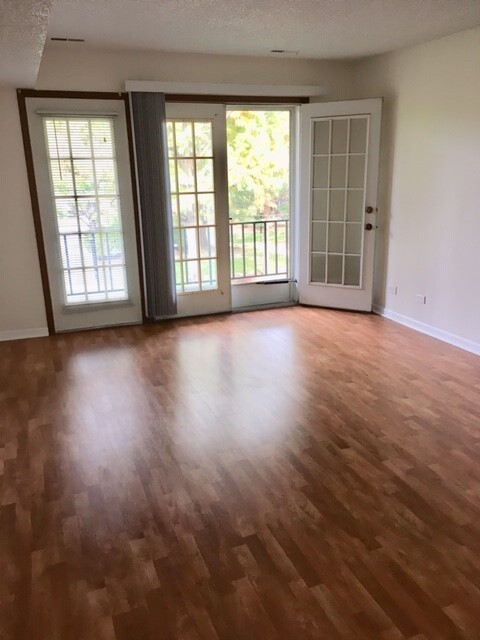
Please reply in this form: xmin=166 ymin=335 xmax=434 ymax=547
xmin=17 ymin=89 xmax=146 ymax=334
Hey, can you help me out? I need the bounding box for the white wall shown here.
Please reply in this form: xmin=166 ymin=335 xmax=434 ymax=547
xmin=37 ymin=47 xmax=354 ymax=98
xmin=353 ymin=26 xmax=480 ymax=351
xmin=0 ymin=89 xmax=48 ymax=339
xmin=0 ymin=48 xmax=353 ymax=339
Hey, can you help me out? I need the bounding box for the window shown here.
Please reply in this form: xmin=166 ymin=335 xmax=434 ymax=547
xmin=43 ymin=116 xmax=128 ymax=304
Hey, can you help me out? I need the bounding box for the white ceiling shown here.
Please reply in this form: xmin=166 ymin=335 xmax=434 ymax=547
xmin=46 ymin=0 xmax=480 ymax=59
xmin=2 ymin=1 xmax=480 ymax=87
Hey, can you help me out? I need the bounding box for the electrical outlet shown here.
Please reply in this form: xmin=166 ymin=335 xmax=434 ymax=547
xmin=387 ymin=285 xmax=397 ymax=295
xmin=416 ymin=294 xmax=427 ymax=304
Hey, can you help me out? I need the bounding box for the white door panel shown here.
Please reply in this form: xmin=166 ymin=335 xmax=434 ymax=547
xmin=298 ymin=99 xmax=382 ymax=311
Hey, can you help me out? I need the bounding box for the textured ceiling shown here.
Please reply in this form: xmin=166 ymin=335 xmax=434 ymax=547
xmin=47 ymin=0 xmax=480 ymax=59
xmin=0 ymin=0 xmax=53 ymax=86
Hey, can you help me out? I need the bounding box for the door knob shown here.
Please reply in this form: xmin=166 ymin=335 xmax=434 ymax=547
xmin=365 ymin=206 xmax=374 ymax=213
xmin=365 ymin=223 xmax=373 ymax=231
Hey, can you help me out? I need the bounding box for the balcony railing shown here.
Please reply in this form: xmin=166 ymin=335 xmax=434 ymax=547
xmin=229 ymin=219 xmax=289 ymax=281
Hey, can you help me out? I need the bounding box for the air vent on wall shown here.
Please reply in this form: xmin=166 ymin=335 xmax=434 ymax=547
xmin=50 ymin=37 xmax=85 ymax=42
xmin=270 ymin=49 xmax=299 ymax=56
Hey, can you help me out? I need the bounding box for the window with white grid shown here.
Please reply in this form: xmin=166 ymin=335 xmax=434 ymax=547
xmin=43 ymin=116 xmax=128 ymax=305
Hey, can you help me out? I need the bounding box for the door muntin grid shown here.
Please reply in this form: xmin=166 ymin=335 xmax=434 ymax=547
xmin=167 ymin=119 xmax=218 ymax=294
xmin=43 ymin=116 xmax=129 ymax=305
xmin=309 ymin=115 xmax=369 ymax=287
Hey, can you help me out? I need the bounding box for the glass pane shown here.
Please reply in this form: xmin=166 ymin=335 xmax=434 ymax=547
xmin=196 ymin=159 xmax=214 ymax=192
xmin=91 ymin=120 xmax=114 ymax=158
xmin=313 ymin=157 xmax=329 ymax=188
xmin=171 ymin=196 xmax=179 ymax=227
xmin=175 ymin=261 xmax=183 ymax=289
xmin=82 ymin=234 xmax=103 ymax=267
xmin=61 ymin=235 xmax=82 ymax=269
xmin=199 ymin=226 xmax=216 ymax=258
xmin=197 ymin=193 xmax=215 ymax=225
xmin=45 ymin=120 xmax=69 ymax=158
xmin=349 ymin=117 xmax=368 ymax=153
xmin=69 ymin=120 xmax=91 ymax=157
xmin=183 ymin=228 xmax=198 ymax=260
xmin=55 ymin=199 xmax=78 ymax=234
xmin=98 ymin=197 xmax=121 ymax=230
xmin=169 ymin=159 xmax=177 ymax=193
xmin=311 ymin=222 xmax=326 ymax=252
xmin=179 ymin=194 xmax=197 ymax=226
xmin=50 ymin=160 xmax=74 ymax=196
xmin=345 ymin=255 xmax=361 ymax=286
xmin=330 ymin=156 xmax=346 ymax=188
xmin=73 ymin=159 xmax=95 ymax=195
xmin=331 ymin=119 xmax=348 ymax=154
xmin=185 ymin=261 xmax=199 ymax=286
xmin=108 ymin=266 xmax=127 ymax=297
xmin=348 ymin=155 xmax=366 ymax=188
xmin=173 ymin=229 xmax=181 ymax=260
xmin=167 ymin=122 xmax=175 ymax=156
xmin=194 ymin=122 xmax=212 ymax=156
xmin=346 ymin=190 xmax=364 ymax=221
xmin=313 ymin=120 xmax=329 ymax=154
xmin=345 ymin=224 xmax=362 ymax=254
xmin=95 ymin=159 xmax=117 ymax=195
xmin=102 ymin=232 xmax=125 ymax=266
xmin=65 ymin=270 xmax=86 ymax=297
xmin=201 ymin=259 xmax=217 ymax=289
xmin=44 ymin=116 xmax=127 ymax=306
xmin=85 ymin=267 xmax=104 ymax=294
xmin=77 ymin=198 xmax=99 ymax=232
xmin=329 ymin=190 xmax=345 ymax=221
xmin=328 ymin=223 xmax=344 ymax=253
xmin=311 ymin=253 xmax=326 ymax=282
xmin=174 ymin=122 xmax=194 ymax=157
xmin=177 ymin=159 xmax=195 ymax=192
xmin=327 ymin=254 xmax=343 ymax=284
xmin=312 ymin=190 xmax=327 ymax=221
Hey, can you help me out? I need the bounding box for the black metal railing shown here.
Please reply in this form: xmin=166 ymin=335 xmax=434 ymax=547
xmin=229 ymin=219 xmax=289 ymax=281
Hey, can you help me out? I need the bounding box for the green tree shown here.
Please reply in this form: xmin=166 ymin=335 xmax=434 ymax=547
xmin=227 ymin=110 xmax=290 ymax=222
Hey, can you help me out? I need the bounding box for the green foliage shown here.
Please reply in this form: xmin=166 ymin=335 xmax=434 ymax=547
xmin=227 ymin=110 xmax=290 ymax=222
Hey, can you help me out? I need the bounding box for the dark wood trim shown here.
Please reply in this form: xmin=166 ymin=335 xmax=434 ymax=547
xmin=17 ymin=89 xmax=128 ymax=100
xmin=123 ymin=94 xmax=147 ymax=322
xmin=17 ymin=89 xmax=56 ymax=335
xmin=165 ymin=94 xmax=309 ymax=104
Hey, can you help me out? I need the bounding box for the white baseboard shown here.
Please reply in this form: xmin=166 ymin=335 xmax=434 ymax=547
xmin=0 ymin=327 xmax=49 ymax=342
xmin=372 ymin=305 xmax=480 ymax=356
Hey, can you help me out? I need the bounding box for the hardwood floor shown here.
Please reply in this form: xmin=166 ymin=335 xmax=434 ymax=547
xmin=1 ymin=306 xmax=480 ymax=639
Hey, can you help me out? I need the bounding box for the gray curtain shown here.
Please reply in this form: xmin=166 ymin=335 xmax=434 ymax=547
xmin=130 ymin=92 xmax=177 ymax=317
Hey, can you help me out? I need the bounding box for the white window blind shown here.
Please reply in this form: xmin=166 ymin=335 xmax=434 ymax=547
xmin=43 ymin=116 xmax=129 ymax=305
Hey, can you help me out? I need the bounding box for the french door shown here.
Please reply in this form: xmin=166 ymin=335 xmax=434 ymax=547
xmin=26 ymin=97 xmax=142 ymax=332
xmin=298 ymin=99 xmax=382 ymax=311
xmin=165 ymin=103 xmax=231 ymax=317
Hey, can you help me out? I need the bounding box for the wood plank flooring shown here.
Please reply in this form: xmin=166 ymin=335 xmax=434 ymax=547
xmin=1 ymin=307 xmax=480 ymax=639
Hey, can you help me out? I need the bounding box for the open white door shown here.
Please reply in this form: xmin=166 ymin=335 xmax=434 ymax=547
xmin=298 ymin=99 xmax=382 ymax=311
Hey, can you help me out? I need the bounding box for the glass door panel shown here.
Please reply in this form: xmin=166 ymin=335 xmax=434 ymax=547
xmin=165 ymin=104 xmax=231 ymax=318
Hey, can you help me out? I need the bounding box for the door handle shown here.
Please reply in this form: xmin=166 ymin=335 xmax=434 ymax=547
xmin=365 ymin=223 xmax=373 ymax=231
